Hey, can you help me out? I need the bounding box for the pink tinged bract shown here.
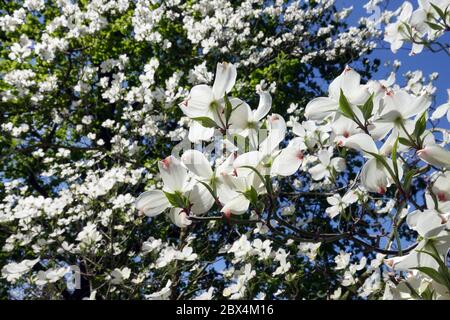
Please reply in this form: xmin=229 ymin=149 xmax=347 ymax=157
xmin=220 ymin=194 xmax=250 ymax=215
xmin=168 ymin=208 xmax=192 ymax=228
xmin=181 ymin=84 xmax=215 ymax=118
xmin=158 ymin=155 xmax=188 ymax=193
xmin=271 ymin=146 xmax=303 ymax=176
xmin=360 ymin=158 xmax=391 ymax=194
xmin=407 ymin=209 xmax=447 ymax=239
xmin=417 ymin=144 xmax=450 ymax=168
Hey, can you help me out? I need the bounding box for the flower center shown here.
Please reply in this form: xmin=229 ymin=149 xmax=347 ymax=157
xmin=209 ymin=100 xmax=219 ymax=110
xmin=247 ymin=121 xmax=256 ymax=129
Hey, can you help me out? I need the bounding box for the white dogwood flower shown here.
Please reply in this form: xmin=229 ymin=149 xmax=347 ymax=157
xmin=343 ymin=133 xmax=403 ymax=193
xmin=325 ymin=190 xmax=358 ymax=218
xmin=384 ymin=2 xmax=413 ymax=53
xmin=308 ymin=148 xmax=346 ymax=181
xmin=305 ymin=67 xmax=369 ymax=121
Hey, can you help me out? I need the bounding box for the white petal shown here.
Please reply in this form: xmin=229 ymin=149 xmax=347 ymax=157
xmin=331 ymin=116 xmax=358 ymax=138
xmin=341 ymin=70 xmax=370 ymax=105
xmin=158 ymin=156 xmax=188 ymax=192
xmin=189 ymin=183 xmax=215 ymax=215
xmin=399 ymin=1 xmax=413 ymax=21
xmin=220 ymin=194 xmax=250 ymax=215
xmin=326 ymin=206 xmax=341 ymax=218
xmin=318 ymin=149 xmax=331 ymax=166
xmin=342 ymin=190 xmax=358 ymax=204
xmin=228 ymin=100 xmax=252 ymax=130
xmin=168 ymin=208 xmax=192 ymax=228
xmin=379 ymin=130 xmax=399 ymax=156
xmin=212 ymin=62 xmax=236 ymax=99
xmin=181 ymin=85 xmax=214 ymax=118
xmin=181 ymin=149 xmax=213 ymax=179
xmin=360 ymin=158 xmax=390 ymax=193
xmin=432 ymin=171 xmax=450 ymax=201
xmin=292 ymin=122 xmax=305 ymax=137
xmin=328 ymin=71 xmax=344 ymax=100
xmin=309 ymin=163 xmax=327 ymax=181
xmin=135 ymin=190 xmax=170 ymax=217
xmin=216 ymin=153 xmax=236 ymax=176
xmin=188 ymin=121 xmax=214 ymax=143
xmin=407 ymin=210 xmax=446 ymax=238
xmin=253 ymin=91 xmax=272 ymax=121
xmin=216 ymin=180 xmax=239 ymax=204
xmin=331 ymin=157 xmax=346 ymax=172
xmin=431 ymin=103 xmax=449 ymax=120
xmin=327 ymin=196 xmax=341 ymax=206
xmin=388 ymin=247 xmax=438 ymax=272
xmin=271 ymin=147 xmax=303 ymax=176
xmin=233 ymin=151 xmax=262 ymax=173
xmin=304 ymin=97 xmax=337 ymax=120
xmin=417 ymin=144 xmax=450 ymax=168
xmin=403 ymin=94 xmax=431 ymax=119
xmin=343 ymin=133 xmax=378 ymax=156
xmin=377 ymin=110 xmax=403 ymax=123
xmin=368 ymin=121 xmax=393 ymax=141
xmin=259 ymin=114 xmax=286 ymax=155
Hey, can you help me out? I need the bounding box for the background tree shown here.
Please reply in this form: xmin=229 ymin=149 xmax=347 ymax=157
xmin=2 ymin=0 xmax=446 ymax=300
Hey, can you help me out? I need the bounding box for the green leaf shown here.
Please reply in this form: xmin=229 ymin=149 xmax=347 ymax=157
xmin=365 ymin=151 xmax=396 ymax=181
xmin=428 ymin=190 xmax=440 ymax=210
xmin=197 ymin=180 xmax=216 ymax=199
xmin=403 ymin=282 xmax=422 ymax=300
xmin=358 ymin=93 xmax=374 ymax=121
xmin=429 ymin=3 xmax=446 ymax=21
xmin=241 ymin=165 xmax=272 ymax=195
xmin=402 ymin=169 xmax=416 ymax=193
xmin=417 ymin=242 xmax=449 ymax=282
xmin=264 ymin=175 xmax=273 ymax=196
xmin=338 ymin=89 xmax=355 ymax=120
xmin=399 ymin=137 xmax=415 ymax=148
xmin=425 ymin=21 xmax=443 ymax=31
xmin=421 ymin=286 xmax=435 ymax=300
xmin=223 ymin=95 xmax=233 ymax=125
xmin=163 ymin=191 xmax=186 ymax=208
xmin=412 ymin=267 xmax=448 ymax=287
xmin=192 ymin=117 xmax=218 ymax=128
xmin=413 ymin=112 xmax=427 ymax=143
xmin=391 ymin=136 xmax=399 ymax=177
xmin=244 ymin=186 xmax=259 ymax=206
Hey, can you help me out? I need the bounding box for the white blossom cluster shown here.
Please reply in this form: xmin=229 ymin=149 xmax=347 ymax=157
xmin=366 ymin=0 xmax=450 ymax=55
xmin=0 ymin=0 xmax=449 ymax=301
xmin=136 ymin=62 xmax=450 ymax=299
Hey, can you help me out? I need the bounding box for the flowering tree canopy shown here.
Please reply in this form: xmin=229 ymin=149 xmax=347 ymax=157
xmin=0 ymin=0 xmax=449 ymax=300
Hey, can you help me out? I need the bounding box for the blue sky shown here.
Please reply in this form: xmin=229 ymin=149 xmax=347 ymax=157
xmin=340 ymin=0 xmax=450 ymax=111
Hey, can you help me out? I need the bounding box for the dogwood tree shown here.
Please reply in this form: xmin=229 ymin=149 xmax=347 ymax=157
xmin=0 ymin=0 xmax=448 ymax=300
